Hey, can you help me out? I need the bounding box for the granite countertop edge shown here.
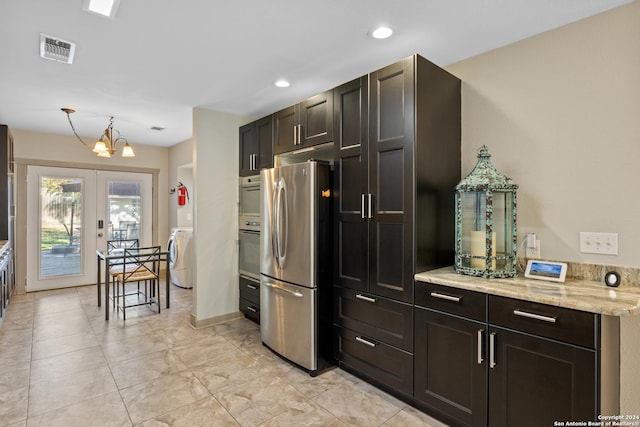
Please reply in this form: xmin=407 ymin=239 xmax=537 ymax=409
xmin=415 ymin=266 xmax=640 ymax=316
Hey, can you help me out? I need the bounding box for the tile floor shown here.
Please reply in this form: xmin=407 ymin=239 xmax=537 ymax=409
xmin=0 ymin=284 xmax=449 ymax=426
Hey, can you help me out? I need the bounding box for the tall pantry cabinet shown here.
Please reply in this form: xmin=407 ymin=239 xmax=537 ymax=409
xmin=333 ymin=55 xmax=461 ymax=397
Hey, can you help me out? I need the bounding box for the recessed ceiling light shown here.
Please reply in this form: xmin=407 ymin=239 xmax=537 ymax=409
xmin=82 ymin=0 xmax=121 ymax=18
xmin=370 ymin=26 xmax=393 ymax=39
xmin=275 ymin=80 xmax=290 ymax=88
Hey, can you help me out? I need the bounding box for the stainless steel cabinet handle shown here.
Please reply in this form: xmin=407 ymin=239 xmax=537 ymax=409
xmin=247 ymin=284 xmax=258 ymax=290
xmin=263 ymin=281 xmax=303 ymax=297
xmin=477 ymin=329 xmax=484 ymax=365
xmin=298 ymin=124 xmax=303 ymax=145
xmin=246 ymin=306 xmax=257 ymax=312
xmin=367 ymin=193 xmax=373 ymax=219
xmin=293 ymin=125 xmax=297 ymax=145
xmin=355 ymin=336 xmax=377 ymax=348
xmin=355 ymin=294 xmax=376 ymax=303
xmin=489 ymin=332 xmax=496 ymax=369
xmin=361 ymin=194 xmax=366 ymax=219
xmin=430 ymin=292 xmax=462 ymax=303
xmin=513 ymin=309 xmax=557 ymax=323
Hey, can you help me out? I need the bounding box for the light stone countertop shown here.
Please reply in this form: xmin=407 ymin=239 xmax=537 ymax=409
xmin=415 ymin=266 xmax=640 ymax=316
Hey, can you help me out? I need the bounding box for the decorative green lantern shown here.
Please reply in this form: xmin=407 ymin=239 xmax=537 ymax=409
xmin=455 ymin=146 xmax=518 ymax=278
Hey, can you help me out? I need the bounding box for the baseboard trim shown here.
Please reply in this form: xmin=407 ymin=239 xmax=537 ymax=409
xmin=189 ymin=311 xmax=244 ymax=329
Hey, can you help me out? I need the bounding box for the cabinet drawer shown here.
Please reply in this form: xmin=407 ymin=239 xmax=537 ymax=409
xmin=336 ymin=326 xmax=413 ymax=396
xmin=415 ymin=282 xmax=487 ymax=322
xmin=239 ymin=277 xmax=260 ymax=305
xmin=489 ymin=295 xmax=597 ymax=348
xmin=334 ymin=287 xmax=413 ymax=351
xmin=239 ymin=297 xmax=260 ymax=324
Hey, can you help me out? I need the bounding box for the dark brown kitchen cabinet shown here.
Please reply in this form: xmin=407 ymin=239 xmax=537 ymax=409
xmin=415 ymin=307 xmax=487 ymax=427
xmin=414 ymin=282 xmax=488 ymax=427
xmin=239 ymin=276 xmax=260 ymax=324
xmin=333 ymin=55 xmax=461 ymax=304
xmin=488 ymin=296 xmax=599 ymax=426
xmin=273 ymin=90 xmax=333 ymax=154
xmin=333 ymin=76 xmax=369 ymax=293
xmin=333 ymin=54 xmax=461 ymax=402
xmin=239 ymin=115 xmax=273 ymax=177
xmin=413 ymin=283 xmax=605 ymax=427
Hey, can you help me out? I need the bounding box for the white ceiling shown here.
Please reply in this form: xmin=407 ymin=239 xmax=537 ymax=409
xmin=0 ymin=0 xmax=632 ymax=148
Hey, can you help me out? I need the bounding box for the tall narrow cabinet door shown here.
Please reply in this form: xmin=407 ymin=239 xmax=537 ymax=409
xmin=255 ymin=115 xmax=273 ymax=171
xmin=239 ymin=122 xmax=257 ymax=177
xmin=333 ymin=77 xmax=368 ymax=292
xmin=368 ymin=57 xmax=415 ymax=303
xmin=273 ymin=105 xmax=297 ymax=154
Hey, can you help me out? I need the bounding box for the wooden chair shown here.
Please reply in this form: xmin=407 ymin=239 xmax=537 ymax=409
xmin=109 ymin=246 xmax=161 ymax=319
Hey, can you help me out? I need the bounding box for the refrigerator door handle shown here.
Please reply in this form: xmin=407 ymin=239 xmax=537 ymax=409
xmin=271 ymin=181 xmax=279 ymax=269
xmin=263 ymin=281 xmax=303 ymax=298
xmin=279 ymin=179 xmax=288 ymax=264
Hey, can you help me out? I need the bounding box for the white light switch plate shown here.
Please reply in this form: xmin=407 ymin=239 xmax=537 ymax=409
xmin=579 ymin=232 xmax=618 ymax=255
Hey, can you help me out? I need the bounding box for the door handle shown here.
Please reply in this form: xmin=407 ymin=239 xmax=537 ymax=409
xmin=477 ymin=329 xmax=484 ymax=365
xmin=246 ymin=284 xmax=258 ymax=290
xmin=246 ymin=306 xmax=257 ymax=313
xmin=97 ymin=232 xmax=103 ymax=237
xmin=293 ymin=125 xmax=297 ymax=145
xmin=489 ymin=332 xmax=497 ymax=369
xmin=367 ymin=194 xmax=373 ymax=219
xmin=361 ymin=194 xmax=366 ymax=219
xmin=298 ymin=124 xmax=303 ymax=145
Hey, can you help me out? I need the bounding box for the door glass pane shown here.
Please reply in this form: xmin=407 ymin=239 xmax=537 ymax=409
xmin=107 ymin=181 xmax=141 ymax=242
xmin=40 ymin=177 xmax=83 ymax=278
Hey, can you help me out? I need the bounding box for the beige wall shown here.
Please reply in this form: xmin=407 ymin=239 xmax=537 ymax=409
xmin=445 ymin=1 xmax=640 ymax=414
xmin=168 ymin=138 xmax=194 ymax=229
xmin=190 ymin=107 xmax=250 ymax=326
xmin=12 ymin=128 xmax=170 ymax=293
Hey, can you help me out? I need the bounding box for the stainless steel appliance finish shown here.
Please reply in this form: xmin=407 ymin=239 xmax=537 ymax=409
xmin=238 ymin=229 xmax=260 ymax=281
xmin=260 ymin=161 xmax=332 ymax=375
xmin=239 ymin=175 xmax=260 ymax=231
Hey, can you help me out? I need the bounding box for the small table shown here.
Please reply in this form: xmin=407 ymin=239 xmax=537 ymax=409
xmin=96 ymin=249 xmax=171 ymax=320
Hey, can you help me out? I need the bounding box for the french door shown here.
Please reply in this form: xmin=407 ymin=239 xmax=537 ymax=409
xmin=26 ymin=166 xmax=152 ymax=291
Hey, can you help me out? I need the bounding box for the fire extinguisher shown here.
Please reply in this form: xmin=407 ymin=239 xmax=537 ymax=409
xmin=177 ymin=182 xmax=189 ymax=206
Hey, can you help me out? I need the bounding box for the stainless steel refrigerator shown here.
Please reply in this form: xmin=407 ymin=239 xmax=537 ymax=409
xmin=260 ymin=161 xmax=333 ymax=375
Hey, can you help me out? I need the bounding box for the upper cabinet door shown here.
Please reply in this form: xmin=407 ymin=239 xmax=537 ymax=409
xmin=273 ymin=105 xmax=297 ymax=155
xmin=273 ymin=90 xmax=334 ymax=155
xmin=255 ymin=115 xmax=273 ymax=171
xmin=298 ymin=90 xmax=333 ymax=148
xmin=239 ymin=121 xmax=258 ymax=177
xmin=368 ymin=57 xmax=415 ymax=303
xmin=239 ymin=115 xmax=273 ymax=177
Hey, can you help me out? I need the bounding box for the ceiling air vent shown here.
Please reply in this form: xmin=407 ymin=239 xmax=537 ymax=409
xmin=39 ymin=34 xmax=76 ymax=64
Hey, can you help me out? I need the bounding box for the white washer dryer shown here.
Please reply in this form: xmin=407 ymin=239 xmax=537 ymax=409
xmin=167 ymin=227 xmax=193 ymax=288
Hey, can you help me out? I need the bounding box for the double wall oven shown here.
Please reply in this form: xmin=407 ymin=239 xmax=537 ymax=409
xmin=239 ymin=175 xmax=261 ymax=322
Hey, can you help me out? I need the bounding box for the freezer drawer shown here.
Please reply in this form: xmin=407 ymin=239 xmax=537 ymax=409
xmin=260 ymin=276 xmax=317 ymax=371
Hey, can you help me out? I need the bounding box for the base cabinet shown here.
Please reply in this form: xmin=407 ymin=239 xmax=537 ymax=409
xmin=239 ymin=276 xmax=260 ymax=324
xmin=488 ymin=326 xmax=596 ymax=427
xmin=414 ymin=307 xmax=487 ymax=427
xmin=414 ymin=282 xmax=603 ymax=427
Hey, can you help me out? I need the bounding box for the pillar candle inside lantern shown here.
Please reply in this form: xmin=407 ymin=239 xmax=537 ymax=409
xmin=471 ymin=230 xmax=496 ymax=270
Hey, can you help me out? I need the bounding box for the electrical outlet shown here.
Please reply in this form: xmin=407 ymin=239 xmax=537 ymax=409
xmin=580 ymin=232 xmax=618 ymax=255
xmin=526 ymin=239 xmax=540 ymax=258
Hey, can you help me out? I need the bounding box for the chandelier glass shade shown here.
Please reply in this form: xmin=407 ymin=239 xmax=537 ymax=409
xmin=62 ymin=108 xmax=135 ymax=158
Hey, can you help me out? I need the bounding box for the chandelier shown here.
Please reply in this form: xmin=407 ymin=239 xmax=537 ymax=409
xmin=61 ymin=108 xmax=135 ymax=158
